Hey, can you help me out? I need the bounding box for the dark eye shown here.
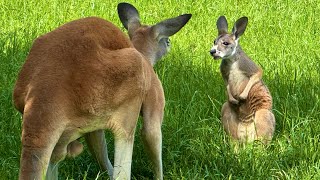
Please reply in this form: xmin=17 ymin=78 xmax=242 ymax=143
xmin=223 ymin=42 xmax=230 ymax=46
xmin=214 ymin=40 xmax=217 ymax=44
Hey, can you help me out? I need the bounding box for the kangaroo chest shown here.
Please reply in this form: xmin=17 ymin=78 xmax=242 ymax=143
xmin=223 ymin=61 xmax=249 ymax=97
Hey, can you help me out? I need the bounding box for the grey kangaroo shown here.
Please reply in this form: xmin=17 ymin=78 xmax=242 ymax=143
xmin=209 ymin=16 xmax=275 ymax=143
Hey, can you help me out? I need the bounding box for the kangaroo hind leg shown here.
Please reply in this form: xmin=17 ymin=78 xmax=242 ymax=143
xmin=85 ymin=130 xmax=113 ymax=179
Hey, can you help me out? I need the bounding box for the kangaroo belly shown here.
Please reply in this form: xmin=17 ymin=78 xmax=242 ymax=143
xmin=238 ymin=81 xmax=272 ymax=119
xmin=237 ymin=121 xmax=256 ymax=142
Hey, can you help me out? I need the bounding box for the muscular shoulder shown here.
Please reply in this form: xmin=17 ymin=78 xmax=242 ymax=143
xmin=238 ymin=57 xmax=260 ymax=77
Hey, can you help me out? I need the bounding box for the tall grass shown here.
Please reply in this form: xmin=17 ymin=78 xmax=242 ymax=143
xmin=1 ymin=0 xmax=319 ymax=179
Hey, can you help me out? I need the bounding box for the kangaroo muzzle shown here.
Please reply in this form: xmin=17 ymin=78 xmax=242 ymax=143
xmin=209 ymin=48 xmax=220 ymax=60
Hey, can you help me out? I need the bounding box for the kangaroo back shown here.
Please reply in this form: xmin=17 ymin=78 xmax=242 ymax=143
xmin=13 ymin=17 xmax=133 ymax=113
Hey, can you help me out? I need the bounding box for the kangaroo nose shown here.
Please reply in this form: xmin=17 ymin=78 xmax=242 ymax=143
xmin=210 ymin=49 xmax=216 ymax=56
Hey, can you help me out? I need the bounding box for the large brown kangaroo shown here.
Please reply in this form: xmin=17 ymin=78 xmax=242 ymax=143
xmin=13 ymin=2 xmax=191 ymax=179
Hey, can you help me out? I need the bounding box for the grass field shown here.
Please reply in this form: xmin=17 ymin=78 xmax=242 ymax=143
xmin=1 ymin=0 xmax=320 ymax=179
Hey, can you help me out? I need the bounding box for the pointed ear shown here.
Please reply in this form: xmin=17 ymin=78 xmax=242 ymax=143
xmin=151 ymin=14 xmax=192 ymax=40
xmin=216 ymin=16 xmax=228 ymax=35
xmin=117 ymin=3 xmax=141 ymax=32
xmin=232 ymin=17 xmax=248 ymax=39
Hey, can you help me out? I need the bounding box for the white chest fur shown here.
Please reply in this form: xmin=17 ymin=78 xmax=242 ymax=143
xmin=228 ymin=61 xmax=248 ymax=97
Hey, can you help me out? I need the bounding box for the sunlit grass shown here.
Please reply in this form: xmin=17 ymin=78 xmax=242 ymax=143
xmin=1 ymin=0 xmax=319 ymax=179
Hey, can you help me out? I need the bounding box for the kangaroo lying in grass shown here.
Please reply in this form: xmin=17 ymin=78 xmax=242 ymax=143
xmin=209 ymin=16 xmax=275 ymax=144
xmin=13 ymin=2 xmax=191 ymax=180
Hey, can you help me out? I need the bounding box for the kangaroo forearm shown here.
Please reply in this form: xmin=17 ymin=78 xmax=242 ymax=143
xmin=240 ymin=69 xmax=262 ymax=99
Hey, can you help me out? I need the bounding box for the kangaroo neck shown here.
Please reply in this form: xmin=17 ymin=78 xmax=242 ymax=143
xmin=221 ymin=45 xmax=248 ymax=64
xmin=131 ymin=39 xmax=157 ymax=67
xmin=220 ymin=46 xmax=247 ymax=76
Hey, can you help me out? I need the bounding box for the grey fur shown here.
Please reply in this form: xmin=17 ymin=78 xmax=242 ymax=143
xmin=210 ymin=16 xmax=275 ymax=144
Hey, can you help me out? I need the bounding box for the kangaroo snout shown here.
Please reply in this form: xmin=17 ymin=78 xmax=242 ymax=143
xmin=209 ymin=49 xmax=216 ymax=55
xmin=209 ymin=49 xmax=220 ymax=60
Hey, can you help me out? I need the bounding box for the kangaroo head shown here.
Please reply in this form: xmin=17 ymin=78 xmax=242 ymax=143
xmin=118 ymin=3 xmax=191 ymax=66
xmin=210 ymin=16 xmax=248 ymax=60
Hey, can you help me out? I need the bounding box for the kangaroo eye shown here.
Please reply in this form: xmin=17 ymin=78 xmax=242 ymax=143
xmin=214 ymin=40 xmax=217 ymax=44
xmin=222 ymin=42 xmax=230 ymax=46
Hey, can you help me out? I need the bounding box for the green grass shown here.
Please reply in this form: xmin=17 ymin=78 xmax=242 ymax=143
xmin=1 ymin=0 xmax=320 ymax=179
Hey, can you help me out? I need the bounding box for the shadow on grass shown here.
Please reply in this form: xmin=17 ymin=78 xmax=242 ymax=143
xmin=2 ymin=31 xmax=319 ymax=179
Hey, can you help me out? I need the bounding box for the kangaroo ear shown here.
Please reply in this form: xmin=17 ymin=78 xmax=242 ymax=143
xmin=217 ymin=16 xmax=228 ymax=35
xmin=232 ymin=17 xmax=248 ymax=39
xmin=117 ymin=3 xmax=141 ymax=32
xmin=151 ymin=14 xmax=192 ymax=40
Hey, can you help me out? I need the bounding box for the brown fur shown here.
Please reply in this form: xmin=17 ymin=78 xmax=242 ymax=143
xmin=210 ymin=16 xmax=275 ymax=143
xmin=13 ymin=3 xmax=191 ymax=180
